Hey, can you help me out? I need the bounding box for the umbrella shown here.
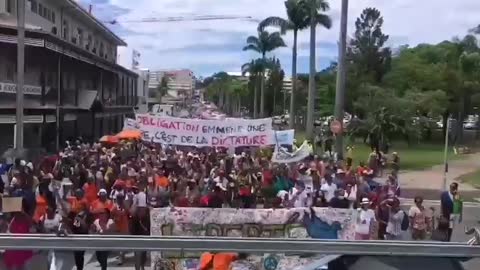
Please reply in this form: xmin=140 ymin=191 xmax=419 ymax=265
xmin=116 ymin=130 xmax=142 ymax=140
xmin=99 ymin=135 xmax=120 ymax=144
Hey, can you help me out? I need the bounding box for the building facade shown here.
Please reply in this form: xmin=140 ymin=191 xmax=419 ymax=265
xmin=0 ymin=0 xmax=138 ymax=152
xmin=148 ymin=69 xmax=195 ymax=105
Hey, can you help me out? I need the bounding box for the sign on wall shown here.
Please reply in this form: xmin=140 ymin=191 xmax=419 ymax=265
xmin=150 ymin=207 xmax=356 ymax=270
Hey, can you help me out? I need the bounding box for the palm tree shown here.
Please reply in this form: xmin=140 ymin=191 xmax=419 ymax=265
xmin=243 ymin=30 xmax=286 ymax=118
xmin=242 ymin=59 xmax=265 ymax=118
xmin=305 ymin=0 xmax=332 ymax=139
xmin=231 ymin=79 xmax=249 ymax=116
xmin=258 ymin=0 xmax=310 ymax=127
xmin=157 ymin=75 xmax=169 ymax=104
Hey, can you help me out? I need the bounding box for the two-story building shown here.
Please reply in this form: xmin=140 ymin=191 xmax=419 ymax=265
xmin=0 ymin=0 xmax=138 ymax=152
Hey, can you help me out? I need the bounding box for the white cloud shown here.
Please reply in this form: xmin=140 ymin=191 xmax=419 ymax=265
xmin=97 ymin=0 xmax=480 ymax=76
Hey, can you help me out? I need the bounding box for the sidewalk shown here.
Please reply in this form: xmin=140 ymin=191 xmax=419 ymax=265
xmin=395 ymin=152 xmax=480 ymax=200
xmin=399 ymin=152 xmax=480 ymax=191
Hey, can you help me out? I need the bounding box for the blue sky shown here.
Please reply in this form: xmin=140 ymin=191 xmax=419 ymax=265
xmin=78 ymin=0 xmax=480 ymax=77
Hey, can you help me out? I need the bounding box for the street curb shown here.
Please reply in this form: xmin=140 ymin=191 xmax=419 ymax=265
xmin=399 ymin=198 xmax=480 ymax=207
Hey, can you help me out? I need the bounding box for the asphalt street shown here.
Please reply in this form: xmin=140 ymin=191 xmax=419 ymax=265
xmin=0 ymin=202 xmax=479 ymax=270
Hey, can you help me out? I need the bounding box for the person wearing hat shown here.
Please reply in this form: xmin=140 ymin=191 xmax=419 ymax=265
xmin=334 ymin=168 xmax=346 ymax=189
xmin=355 ymin=197 xmax=376 ymax=240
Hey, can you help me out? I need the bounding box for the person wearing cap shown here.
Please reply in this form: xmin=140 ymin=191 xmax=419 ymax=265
xmin=355 ymin=197 xmax=376 ymax=240
xmin=334 ymin=168 xmax=346 ymax=189
xmin=320 ymin=174 xmax=337 ymax=203
xmin=91 ymin=189 xmax=114 ymax=215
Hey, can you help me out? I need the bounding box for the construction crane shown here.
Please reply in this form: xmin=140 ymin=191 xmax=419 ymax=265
xmin=104 ymin=15 xmax=258 ymax=25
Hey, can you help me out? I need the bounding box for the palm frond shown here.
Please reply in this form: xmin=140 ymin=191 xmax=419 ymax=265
xmin=246 ymin=36 xmax=260 ymax=46
xmin=243 ymin=44 xmax=262 ymax=53
xmin=315 ymin=14 xmax=332 ymax=29
xmin=258 ymin=16 xmax=291 ymax=34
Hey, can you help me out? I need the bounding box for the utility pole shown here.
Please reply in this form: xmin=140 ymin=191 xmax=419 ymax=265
xmin=306 ymin=0 xmax=317 ymax=140
xmin=15 ymin=0 xmax=26 ymax=150
xmin=442 ymin=117 xmax=450 ymax=191
xmin=334 ymin=0 xmax=349 ymax=160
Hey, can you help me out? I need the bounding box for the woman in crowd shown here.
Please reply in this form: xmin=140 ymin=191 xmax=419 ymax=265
xmin=4 ymin=201 xmax=34 ymax=270
xmin=408 ymin=196 xmax=429 ymax=240
xmin=355 ymin=198 xmax=376 ymax=240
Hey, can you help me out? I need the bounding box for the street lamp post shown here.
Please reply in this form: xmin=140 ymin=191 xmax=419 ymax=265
xmin=334 ymin=0 xmax=349 ymax=160
xmin=15 ymin=0 xmax=26 ymax=150
xmin=443 ymin=117 xmax=450 ymax=191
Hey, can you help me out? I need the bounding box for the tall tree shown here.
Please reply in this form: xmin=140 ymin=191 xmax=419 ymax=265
xmin=205 ymin=72 xmax=231 ymax=109
xmin=304 ymin=0 xmax=332 ymax=139
xmin=348 ymin=8 xmax=391 ymax=83
xmin=258 ymin=0 xmax=310 ymax=126
xmin=242 ymin=59 xmax=264 ymax=118
xmin=265 ymin=57 xmax=285 ymax=115
xmin=157 ymin=75 xmax=169 ymax=104
xmin=346 ymin=7 xmax=392 ymax=115
xmin=243 ymin=30 xmax=286 ymax=118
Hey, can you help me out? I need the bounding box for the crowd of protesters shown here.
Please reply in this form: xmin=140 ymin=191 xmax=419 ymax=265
xmin=0 ymin=135 xmax=463 ymax=270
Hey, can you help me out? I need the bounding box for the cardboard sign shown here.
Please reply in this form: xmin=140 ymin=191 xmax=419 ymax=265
xmin=1 ymin=196 xmax=23 ymax=213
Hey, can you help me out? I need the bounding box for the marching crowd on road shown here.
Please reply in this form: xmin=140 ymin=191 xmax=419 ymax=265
xmin=0 ymin=134 xmax=464 ymax=270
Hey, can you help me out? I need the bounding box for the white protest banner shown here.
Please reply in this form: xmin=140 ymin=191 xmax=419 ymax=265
xmin=151 ymin=207 xmax=356 ymax=270
xmin=271 ymin=141 xmax=311 ymax=163
xmin=135 ymin=114 xmax=273 ymax=147
xmin=273 ymin=130 xmax=295 ymax=145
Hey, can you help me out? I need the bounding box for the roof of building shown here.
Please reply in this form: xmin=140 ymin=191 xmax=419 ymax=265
xmin=66 ymin=0 xmax=127 ymax=46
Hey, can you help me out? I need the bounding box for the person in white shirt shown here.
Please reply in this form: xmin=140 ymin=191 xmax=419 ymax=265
xmin=320 ymin=175 xmax=337 ymax=203
xmin=355 ymin=198 xmax=376 ymax=240
xmin=288 ymin=181 xmax=310 ymax=208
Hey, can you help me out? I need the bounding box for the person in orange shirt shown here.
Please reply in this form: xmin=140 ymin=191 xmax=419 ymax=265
xmin=155 ymin=170 xmax=169 ymax=189
xmin=83 ymin=176 xmax=99 ymax=204
xmin=199 ymin=252 xmax=238 ymax=270
xmin=111 ymin=194 xmax=129 ymax=265
xmin=33 ymin=191 xmax=48 ymax=223
xmin=68 ymin=189 xmax=88 ymax=215
xmin=91 ymin=189 xmax=114 ymax=216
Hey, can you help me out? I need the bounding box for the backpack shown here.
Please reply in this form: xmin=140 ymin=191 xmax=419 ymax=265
xmin=401 ymin=211 xmax=409 ymax=231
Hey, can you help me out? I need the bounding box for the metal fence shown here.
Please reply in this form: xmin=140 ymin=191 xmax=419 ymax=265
xmin=0 ymin=234 xmax=479 ymax=257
